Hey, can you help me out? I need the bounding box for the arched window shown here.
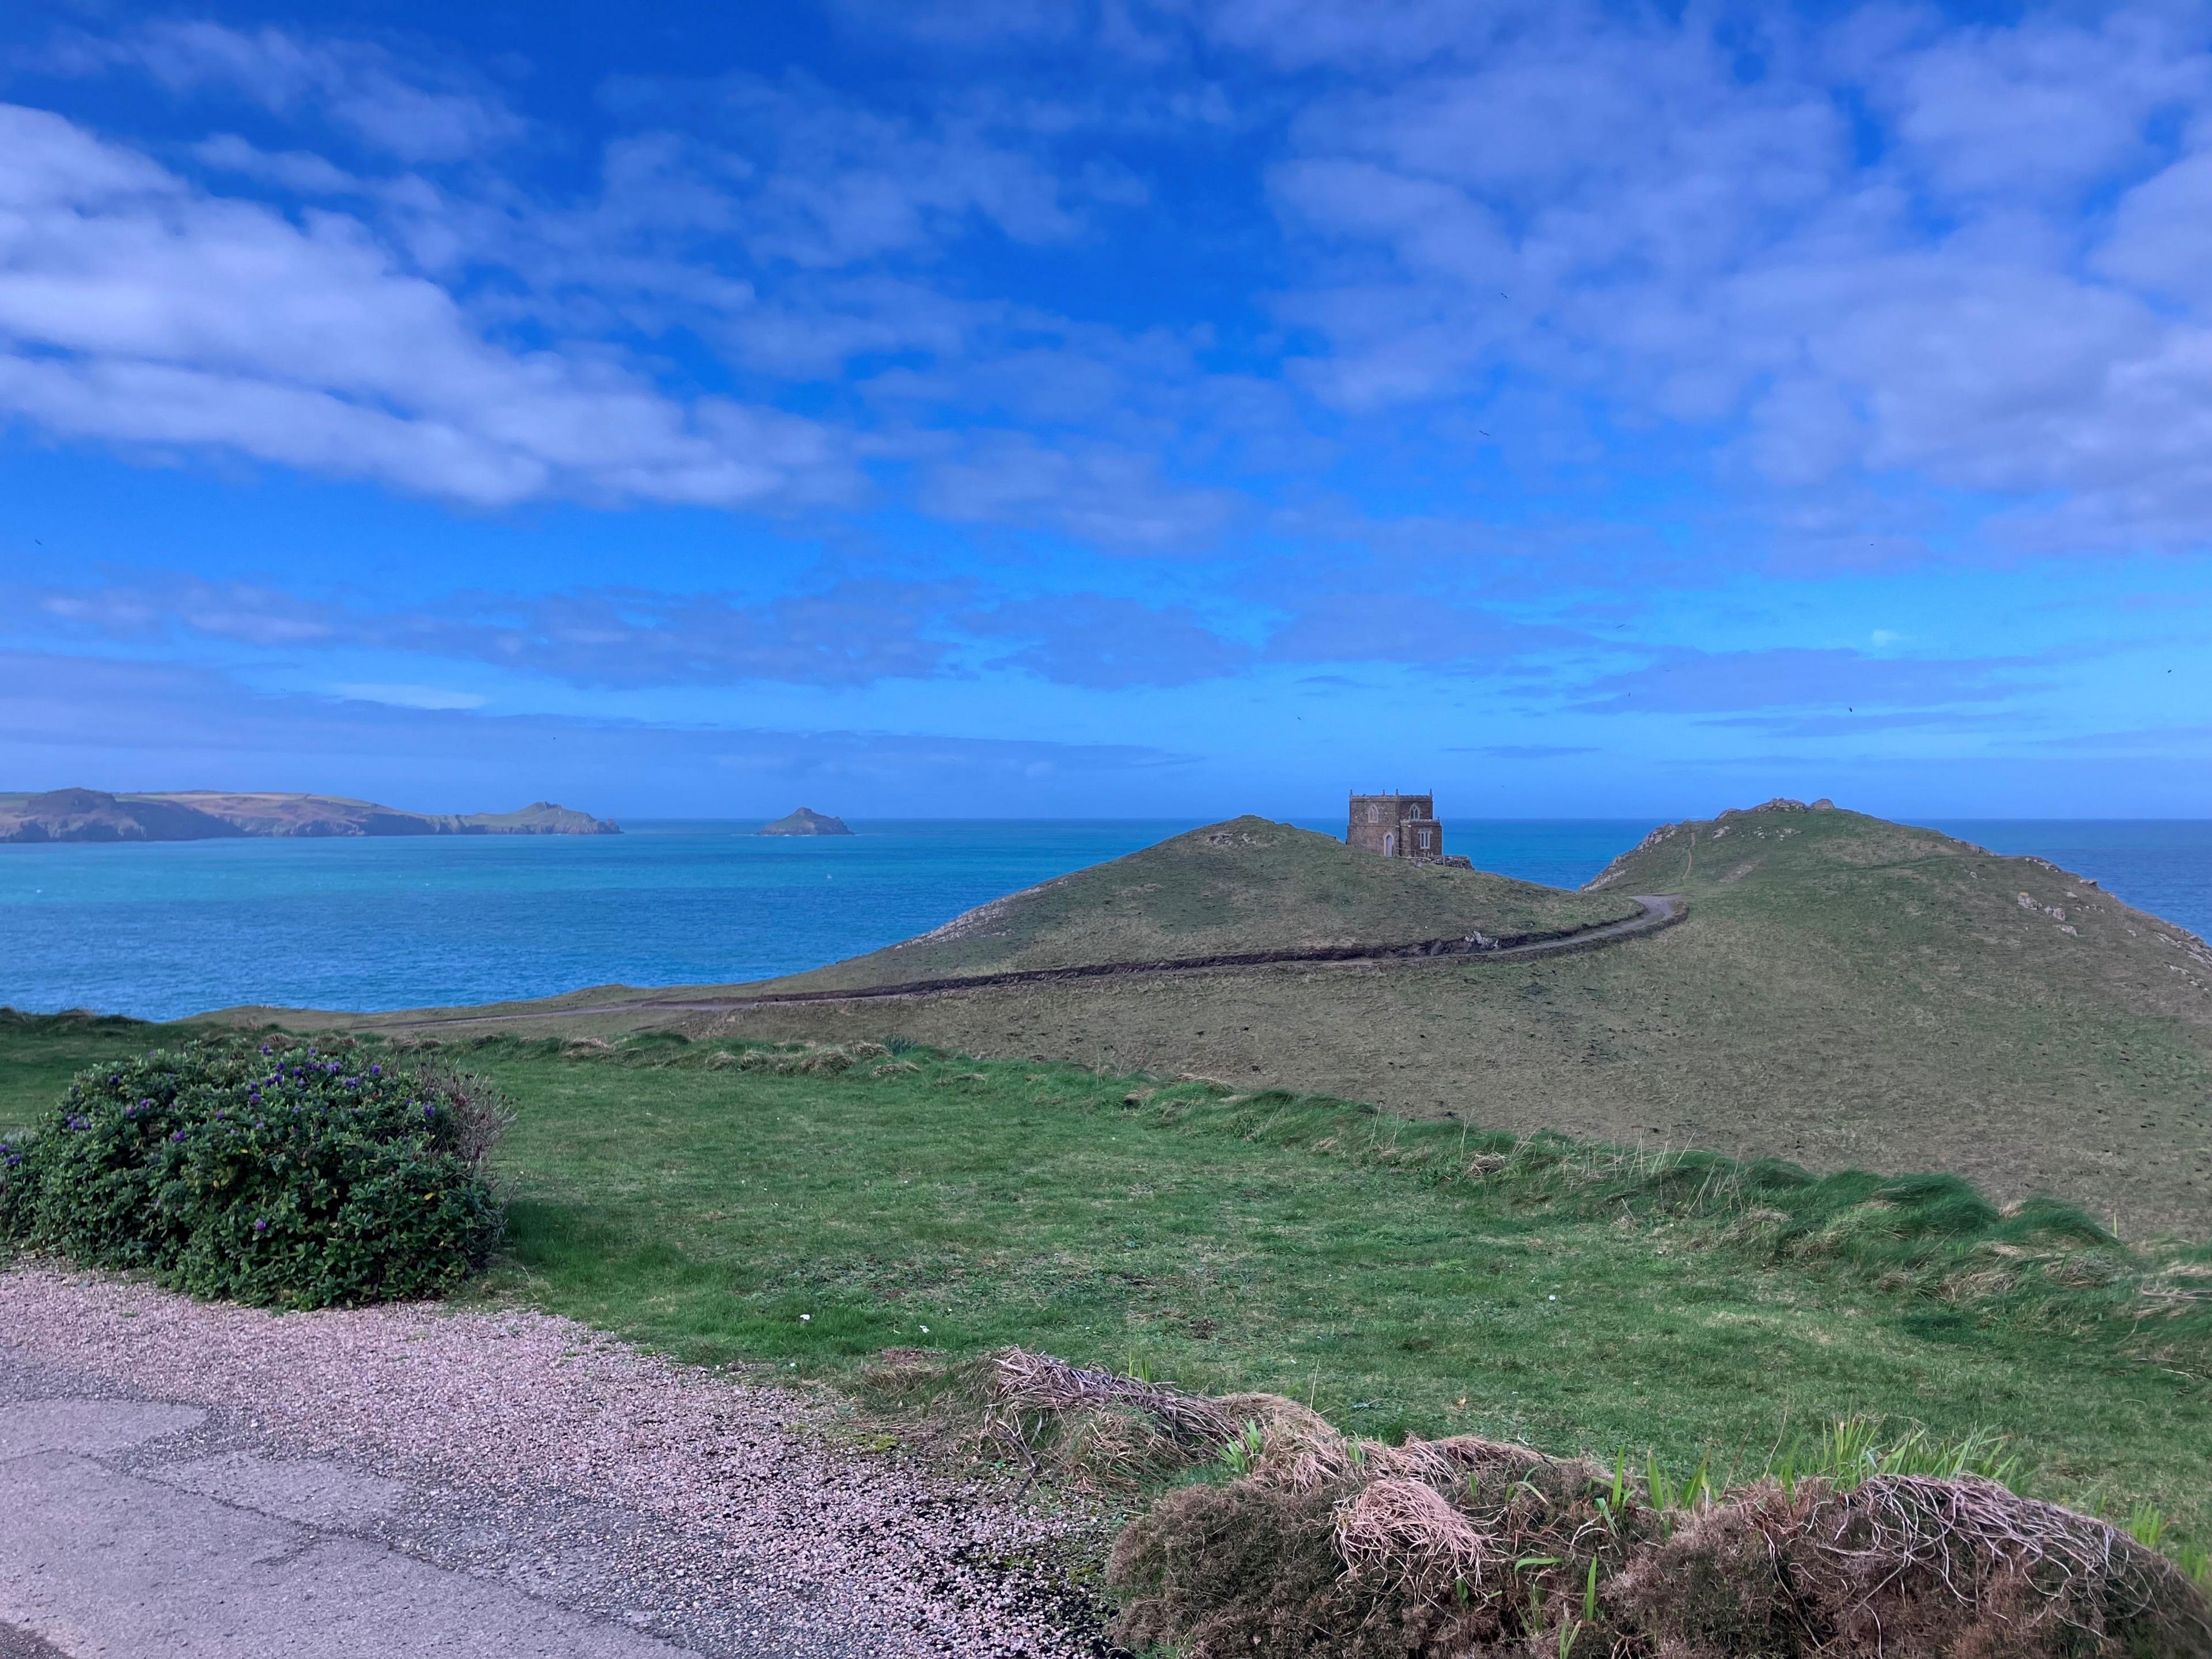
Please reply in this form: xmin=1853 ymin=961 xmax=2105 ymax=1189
xmin=1418 ymin=828 xmax=1431 ymax=850
xmin=1366 ymin=803 xmax=1381 ymax=824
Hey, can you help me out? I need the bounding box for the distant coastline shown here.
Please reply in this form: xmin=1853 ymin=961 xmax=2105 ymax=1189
xmin=0 ymin=788 xmax=620 ymax=843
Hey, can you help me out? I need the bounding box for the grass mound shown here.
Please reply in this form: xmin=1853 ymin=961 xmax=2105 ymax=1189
xmin=752 ymin=816 xmax=1641 ymax=994
xmin=0 ymin=1036 xmax=509 ymax=1306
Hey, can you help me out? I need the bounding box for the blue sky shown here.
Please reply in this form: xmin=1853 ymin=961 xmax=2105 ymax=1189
xmin=1 ymin=0 xmax=2208 ymax=820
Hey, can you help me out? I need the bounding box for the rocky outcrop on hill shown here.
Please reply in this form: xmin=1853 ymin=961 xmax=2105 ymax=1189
xmin=0 ymin=789 xmax=620 ymax=842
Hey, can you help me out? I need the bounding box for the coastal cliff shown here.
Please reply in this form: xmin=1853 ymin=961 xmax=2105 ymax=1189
xmin=0 ymin=789 xmax=620 ymax=842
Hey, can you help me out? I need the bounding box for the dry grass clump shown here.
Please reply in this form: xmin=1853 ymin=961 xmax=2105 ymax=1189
xmin=726 ymin=1043 xmax=857 ymax=1075
xmin=849 ymin=1346 xmax=1252 ymax=1492
xmin=979 ymin=1348 xmax=1244 ymax=1489
xmin=1111 ymin=1421 xmax=1648 ymax=1658
xmin=990 ymin=1347 xmax=1240 ymax=1446
xmin=1333 ymin=1477 xmax=1490 ymax=1586
xmin=1096 ymin=1354 xmax=1653 ymax=1657
xmin=1618 ymin=1474 xmax=2212 ymax=1657
xmin=1069 ymin=1343 xmax=2212 ymax=1658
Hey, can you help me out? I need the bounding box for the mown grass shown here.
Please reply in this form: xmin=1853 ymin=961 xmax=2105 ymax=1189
xmin=441 ymin=1032 xmax=2212 ymax=1554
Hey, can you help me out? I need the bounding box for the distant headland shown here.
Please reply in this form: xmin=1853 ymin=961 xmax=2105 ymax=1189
xmin=0 ymin=788 xmax=620 ymax=843
xmin=757 ymin=806 xmax=851 ymax=836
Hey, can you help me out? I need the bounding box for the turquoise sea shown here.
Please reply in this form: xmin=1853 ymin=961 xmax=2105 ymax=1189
xmin=1 ymin=818 xmax=2206 ymax=1022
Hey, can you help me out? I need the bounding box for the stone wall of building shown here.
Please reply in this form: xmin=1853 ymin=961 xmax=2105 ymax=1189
xmin=1347 ymin=792 xmax=1444 ymax=859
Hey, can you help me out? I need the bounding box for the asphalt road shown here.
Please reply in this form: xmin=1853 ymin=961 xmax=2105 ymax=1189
xmin=0 ymin=1355 xmax=700 ymax=1659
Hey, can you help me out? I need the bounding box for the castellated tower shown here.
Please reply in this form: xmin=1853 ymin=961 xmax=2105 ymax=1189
xmin=1346 ymin=791 xmax=1444 ymax=860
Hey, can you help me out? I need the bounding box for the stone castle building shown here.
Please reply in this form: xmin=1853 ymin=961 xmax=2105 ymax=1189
xmin=1346 ymin=791 xmax=1445 ymax=860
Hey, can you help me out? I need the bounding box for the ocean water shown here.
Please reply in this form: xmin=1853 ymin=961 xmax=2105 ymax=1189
xmin=1930 ymin=820 xmax=2212 ymax=939
xmin=1 ymin=818 xmax=2205 ymax=1022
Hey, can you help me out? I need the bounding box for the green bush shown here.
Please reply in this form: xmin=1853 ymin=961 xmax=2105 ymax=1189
xmin=0 ymin=1040 xmax=509 ymax=1307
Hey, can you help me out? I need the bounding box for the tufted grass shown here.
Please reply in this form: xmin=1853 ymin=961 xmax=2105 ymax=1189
xmin=7 ymin=1013 xmax=2207 ymax=1563
xmin=449 ymin=1033 xmax=2212 ymax=1556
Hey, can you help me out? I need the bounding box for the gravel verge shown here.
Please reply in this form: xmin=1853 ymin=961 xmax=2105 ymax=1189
xmin=0 ymin=1266 xmax=1112 ymax=1658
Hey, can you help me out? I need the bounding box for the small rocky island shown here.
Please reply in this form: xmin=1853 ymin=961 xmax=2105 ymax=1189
xmin=757 ymin=806 xmax=852 ymax=836
xmin=0 ymin=788 xmax=620 ymax=842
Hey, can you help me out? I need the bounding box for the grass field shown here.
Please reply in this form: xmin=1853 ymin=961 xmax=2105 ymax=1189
xmin=8 ymin=1014 xmax=2210 ymax=1565
xmin=269 ymin=805 xmax=2212 ymax=1235
xmin=0 ymin=1009 xmax=162 ymax=1127
xmin=362 ymin=1036 xmax=2212 ymax=1555
xmin=684 ymin=805 xmax=2212 ymax=1237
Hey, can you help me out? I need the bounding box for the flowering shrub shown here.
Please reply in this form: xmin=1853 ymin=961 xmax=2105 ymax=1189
xmin=0 ymin=1040 xmax=510 ymax=1308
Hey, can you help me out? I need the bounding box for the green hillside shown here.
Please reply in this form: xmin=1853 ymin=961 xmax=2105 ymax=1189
xmin=206 ymin=801 xmax=2212 ymax=1231
xmin=751 ymin=815 xmax=1641 ymax=993
xmin=702 ymin=801 xmax=2212 ymax=1233
xmin=7 ymin=1017 xmax=2210 ymax=1583
xmin=1592 ymin=798 xmax=2212 ymax=1031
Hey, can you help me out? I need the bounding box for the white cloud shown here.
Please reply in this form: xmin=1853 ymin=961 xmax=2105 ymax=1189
xmin=331 ymin=683 xmax=487 ymax=710
xmin=48 ymin=20 xmax=526 ymax=161
xmin=918 ymin=430 xmax=1245 ymax=550
xmin=1855 ymin=10 xmax=2206 ymax=201
xmin=0 ymin=104 xmax=859 ymax=510
xmin=2096 ymin=146 xmax=2212 ymax=306
xmin=190 ymin=134 xmax=361 ymax=195
xmin=1255 ymin=2 xmax=2212 ymax=556
xmin=594 ymin=71 xmax=1085 ymax=269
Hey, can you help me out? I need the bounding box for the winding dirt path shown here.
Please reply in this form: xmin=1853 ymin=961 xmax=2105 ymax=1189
xmin=369 ymin=894 xmax=1685 ymax=1031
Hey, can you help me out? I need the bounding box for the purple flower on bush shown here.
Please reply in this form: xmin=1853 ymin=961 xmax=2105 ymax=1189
xmin=171 ymin=1129 xmax=187 ymax=1143
xmin=253 ymin=1218 xmax=268 ymax=1233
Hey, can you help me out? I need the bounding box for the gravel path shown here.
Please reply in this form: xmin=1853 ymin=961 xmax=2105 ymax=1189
xmin=0 ymin=1268 xmax=1111 ymax=1658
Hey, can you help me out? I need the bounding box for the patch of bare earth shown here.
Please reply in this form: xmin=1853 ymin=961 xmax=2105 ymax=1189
xmin=0 ymin=1267 xmax=1107 ymax=1658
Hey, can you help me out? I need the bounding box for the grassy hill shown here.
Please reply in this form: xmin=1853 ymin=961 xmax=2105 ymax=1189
xmin=6 ymin=1016 xmax=2209 ymax=1567
xmin=199 ymin=801 xmax=2212 ymax=1232
xmin=695 ymin=802 xmax=2212 ymax=1234
xmin=742 ymin=816 xmax=1641 ymax=994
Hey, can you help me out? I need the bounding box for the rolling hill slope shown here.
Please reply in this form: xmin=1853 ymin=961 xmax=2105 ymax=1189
xmin=741 ymin=816 xmax=1643 ymax=993
xmin=220 ymin=802 xmax=2212 ymax=1231
xmin=701 ymin=801 xmax=2212 ymax=1233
